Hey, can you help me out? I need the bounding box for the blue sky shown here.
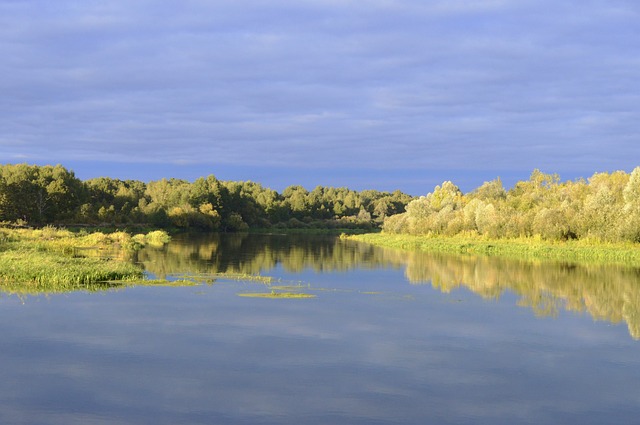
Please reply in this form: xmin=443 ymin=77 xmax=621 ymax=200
xmin=1 ymin=0 xmax=638 ymax=195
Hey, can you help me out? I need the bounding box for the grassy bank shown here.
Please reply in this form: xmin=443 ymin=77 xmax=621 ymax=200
xmin=346 ymin=233 xmax=640 ymax=266
xmin=0 ymin=251 xmax=143 ymax=293
xmin=0 ymin=226 xmax=171 ymax=293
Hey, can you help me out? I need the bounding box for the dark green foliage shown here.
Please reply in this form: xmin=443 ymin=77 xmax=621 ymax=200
xmin=0 ymin=164 xmax=85 ymax=224
xmin=0 ymin=164 xmax=413 ymax=230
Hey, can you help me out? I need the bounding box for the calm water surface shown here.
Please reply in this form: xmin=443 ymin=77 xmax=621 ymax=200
xmin=1 ymin=233 xmax=639 ymax=424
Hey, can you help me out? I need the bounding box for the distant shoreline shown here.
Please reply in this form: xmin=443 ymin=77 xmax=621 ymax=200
xmin=346 ymin=233 xmax=640 ymax=266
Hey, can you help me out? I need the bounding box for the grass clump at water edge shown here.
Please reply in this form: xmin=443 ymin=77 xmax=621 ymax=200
xmin=0 ymin=250 xmax=143 ymax=294
xmin=136 ymin=230 xmax=172 ymax=248
xmin=0 ymin=227 xmax=171 ymax=293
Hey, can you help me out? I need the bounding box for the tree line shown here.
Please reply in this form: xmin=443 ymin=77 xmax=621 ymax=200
xmin=0 ymin=164 xmax=412 ymax=230
xmin=5 ymin=163 xmax=639 ymax=241
xmin=384 ymin=167 xmax=640 ymax=243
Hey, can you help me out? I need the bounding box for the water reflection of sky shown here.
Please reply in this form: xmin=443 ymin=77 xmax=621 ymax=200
xmin=0 ymin=266 xmax=639 ymax=424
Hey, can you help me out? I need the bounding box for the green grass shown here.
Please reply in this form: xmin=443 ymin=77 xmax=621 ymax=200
xmin=0 ymin=250 xmax=142 ymax=294
xmin=142 ymin=230 xmax=172 ymax=247
xmin=1 ymin=226 xmax=169 ymax=254
xmin=0 ymin=227 xmax=171 ymax=293
xmin=346 ymin=233 xmax=640 ymax=266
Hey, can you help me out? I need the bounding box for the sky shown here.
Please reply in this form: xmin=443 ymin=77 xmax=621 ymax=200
xmin=1 ymin=0 xmax=638 ymax=195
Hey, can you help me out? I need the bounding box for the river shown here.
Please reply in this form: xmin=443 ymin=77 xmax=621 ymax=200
xmin=0 ymin=233 xmax=638 ymax=424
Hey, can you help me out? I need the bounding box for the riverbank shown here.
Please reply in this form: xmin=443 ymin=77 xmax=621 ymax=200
xmin=345 ymin=233 xmax=640 ymax=266
xmin=0 ymin=227 xmax=171 ymax=293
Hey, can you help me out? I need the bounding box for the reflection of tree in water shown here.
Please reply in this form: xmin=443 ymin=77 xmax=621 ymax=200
xmin=138 ymin=233 xmax=397 ymax=278
xmin=397 ymin=250 xmax=640 ymax=340
xmin=139 ymin=233 xmax=640 ymax=339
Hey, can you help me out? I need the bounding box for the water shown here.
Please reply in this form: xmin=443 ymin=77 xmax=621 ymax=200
xmin=0 ymin=233 xmax=639 ymax=424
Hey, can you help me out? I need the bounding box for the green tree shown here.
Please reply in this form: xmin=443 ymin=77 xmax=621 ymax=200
xmin=471 ymin=178 xmax=506 ymax=202
xmin=622 ymin=167 xmax=640 ymax=241
xmin=0 ymin=164 xmax=84 ymax=224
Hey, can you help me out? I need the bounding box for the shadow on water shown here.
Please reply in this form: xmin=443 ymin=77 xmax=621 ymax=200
xmin=137 ymin=233 xmax=640 ymax=339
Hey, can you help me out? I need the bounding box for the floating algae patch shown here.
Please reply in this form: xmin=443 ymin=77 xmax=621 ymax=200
xmin=124 ymin=279 xmax=200 ymax=287
xmin=269 ymin=284 xmax=310 ymax=290
xmin=238 ymin=291 xmax=316 ymax=299
xmin=156 ymin=272 xmax=278 ymax=286
xmin=219 ymin=273 xmax=275 ymax=284
xmin=165 ymin=274 xmax=218 ymax=285
xmin=175 ymin=272 xmax=276 ymax=284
